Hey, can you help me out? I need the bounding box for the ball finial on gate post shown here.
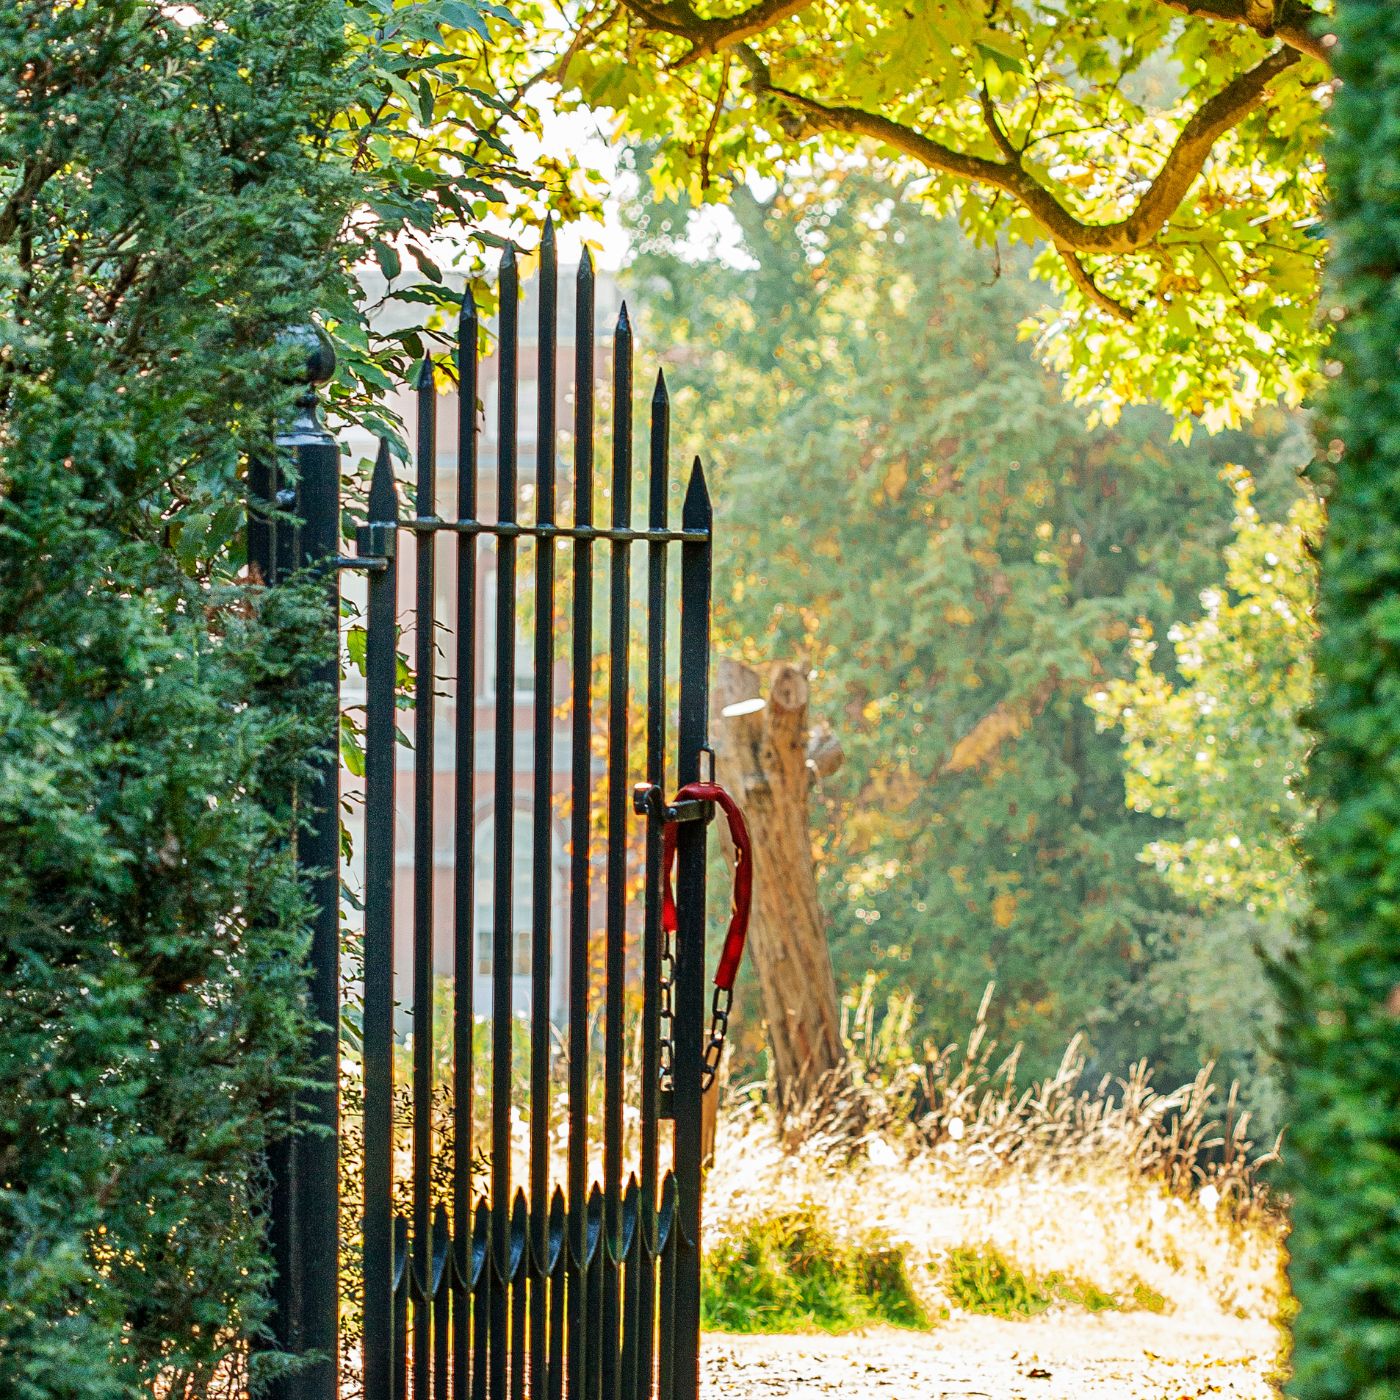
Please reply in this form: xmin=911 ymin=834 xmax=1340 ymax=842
xmin=275 ymin=321 xmax=337 ymax=447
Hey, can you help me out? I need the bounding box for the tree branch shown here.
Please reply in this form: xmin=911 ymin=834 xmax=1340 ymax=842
xmin=699 ymin=54 xmax=732 ymax=190
xmin=1059 ymin=249 xmax=1136 ymax=321
xmin=747 ymin=45 xmax=1302 ymax=256
xmin=1156 ymin=0 xmax=1331 ymax=66
xmin=617 ymin=0 xmax=812 ymax=62
xmin=979 ymin=82 xmax=1019 ymax=161
xmin=0 ymin=155 xmax=60 ymax=246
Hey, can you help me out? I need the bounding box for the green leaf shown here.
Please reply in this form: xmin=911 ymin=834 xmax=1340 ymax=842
xmin=374 ymin=240 xmax=402 ymax=281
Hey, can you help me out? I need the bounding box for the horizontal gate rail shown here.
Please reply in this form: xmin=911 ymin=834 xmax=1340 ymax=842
xmin=341 ymin=231 xmax=713 ymax=1400
xmin=398 ymin=520 xmax=707 ymax=544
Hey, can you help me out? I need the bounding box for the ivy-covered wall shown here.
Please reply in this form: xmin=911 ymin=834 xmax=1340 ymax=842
xmin=1283 ymin=0 xmax=1400 ymax=1392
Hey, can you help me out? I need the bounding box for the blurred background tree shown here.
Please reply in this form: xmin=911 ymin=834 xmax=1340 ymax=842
xmin=1090 ymin=471 xmax=1317 ymax=1127
xmin=623 ymin=168 xmax=1310 ymax=1114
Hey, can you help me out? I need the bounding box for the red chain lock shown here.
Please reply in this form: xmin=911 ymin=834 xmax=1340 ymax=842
xmin=660 ymin=782 xmax=753 ymax=992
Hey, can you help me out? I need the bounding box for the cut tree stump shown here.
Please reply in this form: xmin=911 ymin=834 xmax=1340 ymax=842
xmin=711 ymin=657 xmax=844 ymax=1109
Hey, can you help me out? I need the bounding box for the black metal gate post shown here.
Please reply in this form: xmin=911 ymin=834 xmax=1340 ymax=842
xmin=360 ymin=440 xmax=400 ymax=1400
xmin=254 ymin=331 xmax=343 ymax=1400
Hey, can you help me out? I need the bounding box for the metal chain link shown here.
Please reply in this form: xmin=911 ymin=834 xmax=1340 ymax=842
xmin=701 ymin=985 xmax=732 ymax=1092
xmin=652 ymin=754 xmax=730 ymax=1097
xmin=659 ymin=971 xmax=731 ymax=1093
xmin=658 ymin=909 xmax=676 ymax=1094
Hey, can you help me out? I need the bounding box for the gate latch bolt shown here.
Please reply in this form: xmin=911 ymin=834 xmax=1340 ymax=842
xmin=632 ymin=783 xmax=714 ymax=825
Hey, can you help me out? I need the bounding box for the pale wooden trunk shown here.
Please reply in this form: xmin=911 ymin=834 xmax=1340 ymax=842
xmin=711 ymin=657 xmax=844 ymax=1108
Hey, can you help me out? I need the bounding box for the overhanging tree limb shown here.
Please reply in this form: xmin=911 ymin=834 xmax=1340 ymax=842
xmin=619 ymin=0 xmax=813 ymax=61
xmin=576 ymin=0 xmax=1328 ymax=420
xmin=743 ymin=44 xmax=1302 ymax=256
xmin=604 ymin=0 xmax=1316 ymax=285
xmin=1158 ymin=0 xmax=1331 ymax=65
xmin=615 ymin=0 xmax=1330 ymax=67
xmin=1060 ymin=249 xmax=1137 ymax=322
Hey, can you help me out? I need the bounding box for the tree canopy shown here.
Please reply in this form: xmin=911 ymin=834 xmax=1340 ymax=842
xmin=1091 ymin=468 xmax=1316 ymax=919
xmin=510 ymin=0 xmax=1333 ymax=428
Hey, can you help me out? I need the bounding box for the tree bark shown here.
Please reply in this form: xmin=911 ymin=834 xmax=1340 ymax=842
xmin=711 ymin=657 xmax=844 ymax=1107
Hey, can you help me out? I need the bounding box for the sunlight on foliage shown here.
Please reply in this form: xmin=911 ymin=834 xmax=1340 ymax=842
xmin=1090 ymin=469 xmax=1318 ymax=918
xmin=702 ymin=1203 xmax=926 ymax=1335
xmin=627 ymin=171 xmax=1310 ymax=1098
xmin=522 ymin=0 xmax=1333 ymax=425
xmin=705 ymin=989 xmax=1285 ymax=1339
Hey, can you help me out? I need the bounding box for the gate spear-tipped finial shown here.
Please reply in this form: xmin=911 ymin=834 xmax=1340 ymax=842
xmin=369 ymin=438 xmax=400 ymax=522
xmin=683 ymin=456 xmax=711 ymax=531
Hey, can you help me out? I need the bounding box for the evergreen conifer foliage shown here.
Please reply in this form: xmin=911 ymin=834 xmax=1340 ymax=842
xmin=0 ymin=1 xmax=518 ymax=1392
xmin=1282 ymin=1 xmax=1400 ymax=1392
xmin=0 ymin=6 xmax=344 ymax=1394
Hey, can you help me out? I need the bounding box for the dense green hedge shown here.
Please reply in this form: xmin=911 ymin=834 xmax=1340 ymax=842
xmin=0 ymin=1 xmax=532 ymax=1391
xmin=0 ymin=1 xmax=546 ymax=1391
xmin=0 ymin=2 xmax=474 ymax=1394
xmin=0 ymin=5 xmax=354 ymax=1395
xmin=1281 ymin=1 xmax=1400 ymax=1394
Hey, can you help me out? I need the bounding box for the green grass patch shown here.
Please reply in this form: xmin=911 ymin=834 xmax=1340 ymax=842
xmin=701 ymin=1203 xmax=927 ymax=1334
xmin=944 ymin=1245 xmax=1053 ymax=1317
xmin=1128 ymin=1277 xmax=1168 ymax=1313
xmin=942 ymin=1246 xmax=1164 ymax=1318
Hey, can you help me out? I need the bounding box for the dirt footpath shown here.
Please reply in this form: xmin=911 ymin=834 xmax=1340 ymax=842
xmin=702 ymin=1313 xmax=1280 ymax=1399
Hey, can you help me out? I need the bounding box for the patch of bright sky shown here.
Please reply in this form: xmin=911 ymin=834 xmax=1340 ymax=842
xmin=480 ymin=87 xmax=757 ymax=272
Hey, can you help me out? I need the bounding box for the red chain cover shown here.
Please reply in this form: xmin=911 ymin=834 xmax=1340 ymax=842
xmin=660 ymin=781 xmax=753 ymax=992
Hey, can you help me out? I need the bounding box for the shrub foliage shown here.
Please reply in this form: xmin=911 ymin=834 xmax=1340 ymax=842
xmin=1280 ymin=1 xmax=1400 ymax=1394
xmin=0 ymin=5 xmax=348 ymax=1394
xmin=0 ymin=2 xmax=523 ymax=1394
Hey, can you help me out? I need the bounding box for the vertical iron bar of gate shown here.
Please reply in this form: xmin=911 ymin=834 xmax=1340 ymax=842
xmin=566 ymin=252 xmax=595 ymax=1400
xmin=412 ymin=359 xmax=439 ymax=1399
xmin=490 ymin=244 xmax=520 ymax=1400
xmin=362 ymin=441 xmax=401 ymax=1400
xmin=639 ymin=369 xmax=670 ymax=1399
xmin=602 ymin=303 xmax=634 ymax=1400
xmin=258 ymin=345 xmax=343 ymax=1400
xmin=453 ymin=295 xmax=480 ymax=1396
xmin=297 ymin=374 xmax=344 ymax=1400
xmin=529 ymin=220 xmax=559 ymax=1399
xmin=672 ymin=459 xmax=712 ymax=1400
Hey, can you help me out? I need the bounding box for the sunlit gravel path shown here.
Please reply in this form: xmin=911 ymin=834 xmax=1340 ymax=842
xmin=702 ymin=1314 xmax=1278 ymax=1399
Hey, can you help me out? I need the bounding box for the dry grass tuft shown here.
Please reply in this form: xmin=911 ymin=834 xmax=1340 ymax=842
xmin=709 ymin=985 xmax=1288 ymax=1334
xmin=706 ymin=1113 xmax=1285 ymax=1331
xmin=772 ymin=980 xmax=1281 ymax=1217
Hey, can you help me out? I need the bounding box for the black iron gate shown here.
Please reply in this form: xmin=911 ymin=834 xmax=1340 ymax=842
xmin=254 ymin=233 xmax=716 ymax=1400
